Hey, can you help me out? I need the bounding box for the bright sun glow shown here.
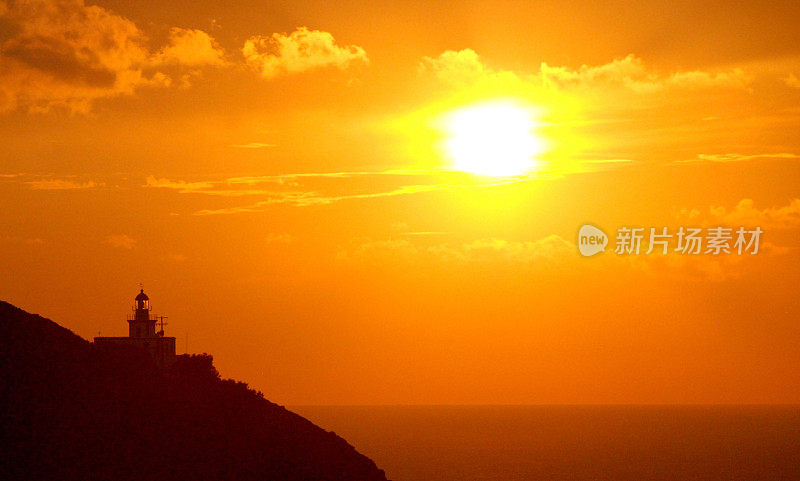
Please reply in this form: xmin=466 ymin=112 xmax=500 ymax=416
xmin=443 ymin=100 xmax=545 ymax=177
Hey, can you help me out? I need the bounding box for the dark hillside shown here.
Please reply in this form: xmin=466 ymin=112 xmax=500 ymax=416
xmin=0 ymin=300 xmax=387 ymax=481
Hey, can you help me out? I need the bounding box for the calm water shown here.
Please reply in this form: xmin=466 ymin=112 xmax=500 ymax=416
xmin=292 ymin=405 xmax=800 ymax=481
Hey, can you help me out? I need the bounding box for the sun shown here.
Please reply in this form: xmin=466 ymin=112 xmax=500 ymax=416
xmin=442 ymin=100 xmax=545 ymax=177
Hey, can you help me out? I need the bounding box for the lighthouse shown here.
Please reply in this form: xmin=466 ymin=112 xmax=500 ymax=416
xmin=94 ymin=289 xmax=177 ymax=367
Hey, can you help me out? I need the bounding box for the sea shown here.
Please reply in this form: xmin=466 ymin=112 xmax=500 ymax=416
xmin=292 ymin=405 xmax=800 ymax=481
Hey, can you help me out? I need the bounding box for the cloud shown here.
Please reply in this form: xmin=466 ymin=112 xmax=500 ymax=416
xmin=147 ymin=169 xmax=449 ymax=192
xmin=145 ymin=176 xmax=215 ymax=193
xmin=144 ymin=170 xmax=527 ymax=214
xmin=230 ymin=142 xmax=276 ymax=149
xmin=784 ymin=74 xmax=800 ymax=89
xmin=0 ymin=0 xmax=152 ymax=113
xmin=401 ymin=231 xmax=448 ymax=237
xmin=612 ymin=198 xmax=799 ymax=282
xmin=105 ymin=234 xmax=136 ymax=249
xmin=0 ymin=235 xmax=46 ymax=245
xmin=419 ymin=48 xmax=496 ymax=86
xmin=538 ymin=54 xmax=751 ymax=92
xmin=614 ymin=200 xmax=798 ymax=282
xmin=266 ymin=232 xmax=293 ymax=244
xmin=191 ymin=183 xmax=462 ymax=214
xmin=145 ymin=175 xmax=299 ymax=197
xmin=25 ymin=179 xmax=99 ymax=190
xmin=338 ymin=234 xmax=576 ymax=266
xmin=625 ymin=237 xmax=789 ymax=282
xmin=420 ymin=50 xmax=752 ymax=94
xmin=4 ymin=173 xmax=109 ymax=190
xmin=708 ymin=198 xmax=800 ymax=229
xmin=678 ymin=153 xmax=800 ymax=163
xmin=0 ymin=0 xmax=223 ymax=113
xmin=165 ymin=253 xmax=187 ymax=262
xmin=627 ymin=250 xmax=742 ymax=282
xmin=243 ymin=27 xmax=368 ymax=78
xmin=434 ymin=235 xmax=576 ymax=264
xmin=224 ymin=168 xmax=447 ymax=183
xmin=153 ymin=27 xmax=226 ymax=67
xmin=579 ymin=158 xmax=636 ymax=164
xmin=676 ymin=198 xmax=800 ymax=229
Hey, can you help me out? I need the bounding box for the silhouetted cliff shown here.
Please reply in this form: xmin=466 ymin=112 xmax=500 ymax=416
xmin=0 ymin=300 xmax=388 ymax=481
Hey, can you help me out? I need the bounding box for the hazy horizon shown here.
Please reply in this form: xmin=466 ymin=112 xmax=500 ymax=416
xmin=294 ymin=404 xmax=800 ymax=481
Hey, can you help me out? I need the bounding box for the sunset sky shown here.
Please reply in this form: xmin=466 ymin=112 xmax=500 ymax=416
xmin=2 ymin=0 xmax=800 ymax=405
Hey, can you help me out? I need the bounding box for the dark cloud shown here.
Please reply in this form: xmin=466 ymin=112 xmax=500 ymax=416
xmin=0 ymin=0 xmax=223 ymax=113
xmin=3 ymin=35 xmax=117 ymax=87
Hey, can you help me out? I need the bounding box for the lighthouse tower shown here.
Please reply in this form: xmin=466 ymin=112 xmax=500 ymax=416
xmin=129 ymin=289 xmax=157 ymax=338
xmin=94 ymin=289 xmax=177 ymax=367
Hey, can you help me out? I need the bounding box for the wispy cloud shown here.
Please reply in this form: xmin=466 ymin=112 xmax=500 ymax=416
xmin=338 ymin=234 xmax=576 ymax=266
xmin=192 ymin=175 xmax=525 ymax=214
xmin=224 ymin=168 xmax=455 ymax=184
xmin=105 ymin=234 xmax=137 ymax=249
xmin=0 ymin=235 xmax=45 ymax=245
xmin=145 ymin=176 xmax=215 ymax=193
xmin=266 ymin=232 xmax=294 ymax=244
xmin=784 ymin=74 xmax=800 ymax=89
xmin=709 ymin=198 xmax=800 ymax=229
xmin=674 ymin=198 xmax=800 ymax=232
xmin=678 ymin=153 xmax=800 ymax=163
xmin=400 ymin=231 xmax=448 ymax=237
xmin=144 ymin=167 xmax=601 ymax=215
xmin=25 ymin=179 xmax=99 ymax=190
xmin=145 ymin=175 xmax=304 ymax=197
xmin=191 ymin=182 xmax=478 ymax=214
xmin=146 ymin=169 xmax=455 ymax=193
xmin=230 ymin=142 xmax=277 ymax=149
xmin=579 ymin=158 xmax=636 ymax=164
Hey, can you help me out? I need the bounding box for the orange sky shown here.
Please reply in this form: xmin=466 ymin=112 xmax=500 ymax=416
xmin=2 ymin=0 xmax=800 ymax=404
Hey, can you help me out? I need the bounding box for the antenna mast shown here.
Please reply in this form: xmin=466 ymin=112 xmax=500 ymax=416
xmin=156 ymin=315 xmax=168 ymax=337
